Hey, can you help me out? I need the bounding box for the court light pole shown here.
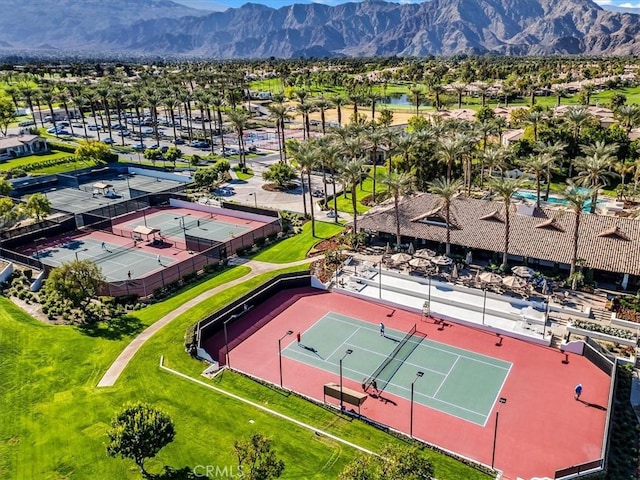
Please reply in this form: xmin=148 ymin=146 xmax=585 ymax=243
xmin=223 ymin=318 xmax=232 ymax=369
xmin=339 ymin=349 xmax=353 ymax=411
xmin=248 ymin=192 xmax=257 ymax=209
xmin=482 ymin=287 xmax=488 ymax=325
xmin=410 ymin=371 xmax=424 ymax=438
xmin=278 ymin=330 xmax=294 ymax=388
xmin=491 ymin=397 xmax=507 ymax=469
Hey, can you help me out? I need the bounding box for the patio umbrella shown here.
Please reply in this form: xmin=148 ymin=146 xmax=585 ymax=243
xmin=407 ymin=242 xmax=415 ymax=255
xmin=450 ymin=264 xmax=459 ymax=280
xmin=409 ymin=257 xmax=431 ymax=268
xmin=431 ymin=255 xmax=453 ymax=266
xmin=414 ymin=248 xmax=436 ymax=259
xmin=502 ymin=275 xmax=527 ymax=289
xmin=479 ymin=272 xmax=503 ymax=284
xmin=390 ymin=252 xmax=412 ymax=264
xmin=465 ymin=251 xmax=473 ymax=264
xmin=512 ymin=266 xmax=535 ymax=278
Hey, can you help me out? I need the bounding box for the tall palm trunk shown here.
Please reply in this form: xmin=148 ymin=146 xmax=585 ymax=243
xmin=332 ymin=169 xmax=338 ymax=224
xmin=300 ymin=171 xmax=308 ymax=217
xmin=307 ymin=170 xmax=315 ymax=237
xmin=445 ymin=204 xmax=451 ymax=255
xmin=394 ymin=193 xmax=401 ymax=249
xmin=503 ymin=203 xmax=510 ymax=268
xmin=570 ymin=214 xmax=580 ymax=277
xmin=351 ymin=183 xmax=358 ymax=233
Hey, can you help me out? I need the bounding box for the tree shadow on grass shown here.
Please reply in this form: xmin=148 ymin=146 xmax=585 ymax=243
xmin=146 ymin=466 xmax=199 ymax=480
xmin=76 ymin=315 xmax=144 ymax=340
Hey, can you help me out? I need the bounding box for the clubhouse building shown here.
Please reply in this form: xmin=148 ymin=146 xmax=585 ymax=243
xmin=357 ymin=193 xmax=640 ymax=291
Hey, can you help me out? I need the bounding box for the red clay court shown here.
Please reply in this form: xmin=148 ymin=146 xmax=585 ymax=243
xmin=205 ymin=288 xmax=611 ymax=480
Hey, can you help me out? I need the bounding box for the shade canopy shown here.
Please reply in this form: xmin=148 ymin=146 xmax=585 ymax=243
xmin=409 ymin=257 xmax=431 ymax=268
xmin=478 ymin=272 xmax=503 ymax=284
xmin=414 ymin=248 xmax=436 ymax=259
xmin=502 ymin=275 xmax=527 ymax=288
xmin=390 ymin=252 xmax=412 ymax=263
xmin=133 ymin=225 xmax=160 ymax=236
xmin=512 ymin=266 xmax=535 ymax=278
xmin=431 ymin=255 xmax=453 ymax=266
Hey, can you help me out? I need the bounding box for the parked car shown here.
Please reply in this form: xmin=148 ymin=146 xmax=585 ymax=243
xmin=88 ymin=124 xmax=102 ymax=131
xmin=46 ymin=126 xmax=66 ymax=134
xmin=133 ymin=144 xmax=147 ymax=151
xmin=103 ymin=138 xmax=115 ymax=145
xmin=118 ymin=130 xmax=131 ymax=137
xmin=312 ymin=189 xmax=324 ymax=198
xmin=141 ymin=127 xmax=154 ymax=135
xmin=219 ymin=147 xmax=238 ymax=156
xmin=173 ymin=138 xmax=185 ymax=145
xmin=148 ymin=144 xmax=160 ymax=150
xmin=327 ymin=210 xmax=339 ymax=218
xmin=160 ymin=146 xmax=169 ymax=153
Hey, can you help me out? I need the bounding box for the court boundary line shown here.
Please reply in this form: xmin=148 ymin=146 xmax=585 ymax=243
xmin=432 ymin=356 xmax=460 ymax=399
xmin=325 ymin=326 xmax=362 ymax=362
xmin=343 ymin=342 xmax=448 ymax=378
xmin=324 ymin=312 xmax=511 ymax=371
xmin=283 ymin=342 xmax=491 ymax=423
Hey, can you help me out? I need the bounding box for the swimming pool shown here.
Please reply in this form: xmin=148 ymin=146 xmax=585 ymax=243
xmin=513 ymin=190 xmax=602 ymax=209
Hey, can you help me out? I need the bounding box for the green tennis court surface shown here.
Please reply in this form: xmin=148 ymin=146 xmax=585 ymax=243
xmin=126 ymin=212 xmax=249 ymax=242
xmin=282 ymin=312 xmax=511 ymax=425
xmin=35 ymin=237 xmax=175 ymax=281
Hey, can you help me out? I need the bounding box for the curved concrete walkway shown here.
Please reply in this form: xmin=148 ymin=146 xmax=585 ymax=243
xmin=97 ymin=257 xmax=318 ymax=387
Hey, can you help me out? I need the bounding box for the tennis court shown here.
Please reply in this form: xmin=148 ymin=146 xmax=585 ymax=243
xmin=34 ymin=237 xmax=175 ymax=281
xmin=283 ymin=312 xmax=511 ymax=425
xmin=124 ymin=211 xmax=250 ymax=242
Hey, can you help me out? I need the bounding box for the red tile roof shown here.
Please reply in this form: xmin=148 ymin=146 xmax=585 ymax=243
xmin=358 ymin=193 xmax=640 ymax=275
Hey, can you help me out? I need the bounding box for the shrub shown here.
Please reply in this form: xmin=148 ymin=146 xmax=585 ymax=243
xmin=254 ymin=237 xmax=265 ymax=248
xmin=184 ymin=323 xmax=198 ymax=357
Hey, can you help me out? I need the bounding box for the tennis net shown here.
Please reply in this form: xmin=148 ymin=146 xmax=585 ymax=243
xmin=363 ymin=324 xmax=420 ymax=392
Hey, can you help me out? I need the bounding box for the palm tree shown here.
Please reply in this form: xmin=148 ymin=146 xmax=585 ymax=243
xmin=553 ymin=86 xmax=567 ymax=107
xmin=535 ymin=140 xmax=567 ymax=201
xmin=329 ymin=95 xmax=346 ymax=126
xmin=227 ymin=108 xmax=250 ymax=169
xmin=268 ymin=102 xmax=290 ymax=163
xmin=95 ymin=81 xmax=113 ymax=140
xmin=563 ymin=106 xmax=591 ymax=176
xmin=563 ymin=181 xmax=594 ymax=280
xmin=39 ymin=85 xmax=59 ymax=137
xmin=19 ymin=86 xmax=39 ymax=128
xmin=481 ymin=145 xmax=508 ymax=187
xmin=379 ymin=170 xmax=413 ymax=249
xmin=297 ymin=102 xmax=315 ymax=140
xmin=580 ymin=83 xmax=595 ymax=106
xmin=364 ymin=128 xmax=386 ymax=203
xmin=70 ymin=90 xmax=88 ymax=138
xmin=523 ymin=110 xmax=546 ymax=143
xmin=476 ymin=82 xmax=490 ymax=107
xmin=615 ymin=159 xmax=636 ymax=197
xmin=427 ymin=177 xmax=463 ymax=255
xmin=500 ymin=84 xmax=514 ymax=107
xmin=292 ymin=142 xmax=319 ymax=236
xmin=430 ymin=84 xmax=446 ymax=110
xmin=341 ymin=157 xmax=366 ymax=233
xmin=318 ymin=140 xmax=342 ymax=222
xmin=490 ymin=177 xmax=522 ymax=268
xmin=408 ymin=84 xmax=424 ymax=116
xmin=366 ymin=91 xmax=379 ymax=120
xmin=519 ymin=154 xmax=550 ymax=208
xmin=614 ymin=104 xmax=640 ymax=134
xmin=574 ymin=147 xmax=618 ymax=214
xmin=452 ymin=83 xmax=467 ymax=109
xmin=436 ymin=136 xmax=464 ymax=181
xmin=314 ymin=97 xmax=330 ymax=134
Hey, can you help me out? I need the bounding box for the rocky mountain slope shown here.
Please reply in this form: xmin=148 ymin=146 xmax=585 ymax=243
xmin=2 ymin=0 xmax=640 ymax=58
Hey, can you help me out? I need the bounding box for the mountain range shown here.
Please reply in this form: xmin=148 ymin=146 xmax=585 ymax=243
xmin=2 ymin=0 xmax=640 ymax=58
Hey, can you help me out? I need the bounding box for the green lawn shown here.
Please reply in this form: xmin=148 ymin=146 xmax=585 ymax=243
xmin=335 ymin=166 xmax=387 ymax=215
xmin=0 ymin=149 xmax=100 ymax=175
xmin=252 ymin=221 xmax=344 ymax=263
xmin=0 ymin=260 xmax=491 ymax=479
xmin=232 ymin=165 xmax=254 ymax=181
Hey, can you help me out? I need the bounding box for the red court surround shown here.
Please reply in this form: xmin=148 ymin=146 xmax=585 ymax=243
xmin=211 ymin=289 xmax=611 ymax=480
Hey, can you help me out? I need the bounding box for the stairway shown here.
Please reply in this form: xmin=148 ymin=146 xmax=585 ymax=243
xmin=590 ymin=308 xmax=611 ymax=323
